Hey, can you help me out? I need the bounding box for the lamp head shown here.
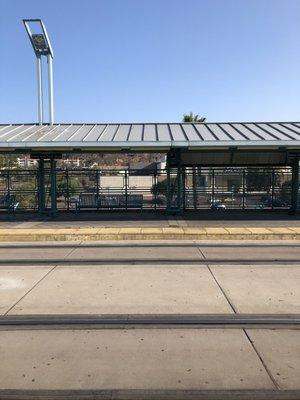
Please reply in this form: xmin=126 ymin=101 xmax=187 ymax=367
xmin=23 ymin=19 xmax=54 ymax=58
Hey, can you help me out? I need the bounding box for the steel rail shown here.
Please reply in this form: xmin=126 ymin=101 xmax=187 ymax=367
xmin=1 ymin=314 xmax=300 ymax=330
xmin=0 ymin=389 xmax=300 ymax=400
xmin=0 ymin=258 xmax=299 ymax=266
xmin=0 ymin=243 xmax=299 ymax=248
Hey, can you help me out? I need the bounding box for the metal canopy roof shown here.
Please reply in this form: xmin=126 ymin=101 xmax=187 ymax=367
xmin=0 ymin=122 xmax=300 ymax=151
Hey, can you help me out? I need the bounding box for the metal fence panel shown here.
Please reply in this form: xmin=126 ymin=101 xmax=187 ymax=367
xmin=0 ymin=166 xmax=293 ymax=211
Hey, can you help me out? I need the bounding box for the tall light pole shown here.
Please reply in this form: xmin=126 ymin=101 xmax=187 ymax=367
xmin=23 ymin=19 xmax=54 ymax=125
xmin=36 ymin=53 xmax=43 ymax=124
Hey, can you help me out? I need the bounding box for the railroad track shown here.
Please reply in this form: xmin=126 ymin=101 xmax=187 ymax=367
xmin=1 ymin=258 xmax=300 ymax=266
xmin=1 ymin=314 xmax=300 ymax=330
xmin=0 ymin=389 xmax=299 ymax=400
xmin=0 ymin=242 xmax=300 ymax=248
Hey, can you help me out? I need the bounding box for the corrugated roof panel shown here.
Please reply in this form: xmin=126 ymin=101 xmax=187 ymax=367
xmin=143 ymin=124 xmax=157 ymax=141
xmin=257 ymin=123 xmax=291 ymax=140
xmin=283 ymin=123 xmax=300 ymax=135
xmin=98 ymin=124 xmax=119 ymax=141
xmin=219 ymin=124 xmax=248 ymax=140
xmin=169 ymin=124 xmax=186 ymax=141
xmin=7 ymin=125 xmax=39 ymax=142
xmin=83 ymin=125 xmax=107 ymax=141
xmin=0 ymin=123 xmax=299 ymax=150
xmin=280 ymin=123 xmax=300 ymax=134
xmin=128 ymin=124 xmax=143 ymax=141
xmin=50 ymin=125 xmax=82 ymax=142
xmin=68 ymin=125 xmax=95 ymax=141
xmin=26 ymin=125 xmax=62 ymax=142
xmin=208 ymin=124 xmax=231 ymax=140
xmin=0 ymin=125 xmax=14 ymax=135
xmin=77 ymin=125 xmax=95 ymax=141
xmin=181 ymin=124 xmax=201 ymax=141
xmin=270 ymin=123 xmax=300 ymax=140
xmin=0 ymin=125 xmax=28 ymax=140
xmin=157 ymin=124 xmax=171 ymax=141
xmin=193 ymin=124 xmax=216 ymax=140
xmin=245 ymin=124 xmax=277 ymax=140
xmin=233 ymin=124 xmax=264 ymax=140
xmin=54 ymin=125 xmax=83 ymax=142
xmin=113 ymin=124 xmax=131 ymax=141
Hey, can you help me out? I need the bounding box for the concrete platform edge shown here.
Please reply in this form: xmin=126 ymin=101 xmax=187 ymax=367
xmin=0 ymin=227 xmax=299 ymax=241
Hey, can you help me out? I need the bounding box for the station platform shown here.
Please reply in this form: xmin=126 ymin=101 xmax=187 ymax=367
xmin=0 ymin=210 xmax=300 ymax=241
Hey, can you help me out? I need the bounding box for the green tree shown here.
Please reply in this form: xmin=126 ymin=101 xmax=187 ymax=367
xmin=151 ymin=177 xmax=178 ymax=200
xmin=246 ymin=169 xmax=283 ymax=193
xmin=0 ymin=155 xmax=19 ymax=169
xmin=151 ymin=178 xmax=170 ymax=196
xmin=280 ymin=179 xmax=292 ymax=202
xmin=57 ymin=177 xmax=79 ymax=198
xmin=182 ymin=112 xmax=206 ymax=123
xmin=15 ymin=180 xmax=37 ymax=209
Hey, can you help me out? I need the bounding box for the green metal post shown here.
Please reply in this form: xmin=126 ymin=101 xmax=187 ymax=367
xmin=176 ymin=167 xmax=180 ymax=211
xmin=178 ymin=167 xmax=186 ymax=211
xmin=291 ymin=158 xmax=299 ymax=214
xmin=166 ymin=164 xmax=171 ymax=212
xmin=176 ymin=150 xmax=183 ymax=214
xmin=166 ymin=149 xmax=183 ymax=214
xmin=66 ymin=169 xmax=70 ymax=211
xmin=96 ymin=170 xmax=100 ymax=210
xmin=125 ymin=170 xmax=128 ymax=211
xmin=154 ymin=171 xmax=157 ymax=211
xmin=212 ymin=169 xmax=215 ymax=204
xmin=271 ymin=168 xmax=275 ymax=210
xmin=7 ymin=170 xmax=10 ymax=196
xmin=37 ymin=158 xmax=45 ymax=213
xmin=50 ymin=158 xmax=57 ymax=216
xmin=192 ymin=167 xmax=197 ymax=210
xmin=242 ymin=169 xmax=246 ymax=210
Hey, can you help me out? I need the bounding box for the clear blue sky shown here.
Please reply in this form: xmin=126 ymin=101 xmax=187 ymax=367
xmin=1 ymin=0 xmax=300 ymax=123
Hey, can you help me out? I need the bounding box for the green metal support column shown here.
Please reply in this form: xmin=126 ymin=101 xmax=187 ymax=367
xmin=37 ymin=158 xmax=45 ymax=213
xmin=50 ymin=158 xmax=57 ymax=216
xmin=182 ymin=167 xmax=186 ymax=211
xmin=166 ymin=163 xmax=171 ymax=212
xmin=96 ymin=170 xmax=100 ymax=210
xmin=125 ymin=170 xmax=128 ymax=211
xmin=192 ymin=167 xmax=197 ymax=210
xmin=166 ymin=149 xmax=183 ymax=214
xmin=242 ymin=169 xmax=246 ymax=210
xmin=176 ymin=165 xmax=182 ymax=212
xmin=271 ymin=168 xmax=275 ymax=210
xmin=66 ymin=169 xmax=70 ymax=211
xmin=291 ymin=158 xmax=299 ymax=214
xmin=153 ymin=171 xmax=158 ymax=211
xmin=212 ymin=169 xmax=215 ymax=204
xmin=7 ymin=170 xmax=11 ymax=196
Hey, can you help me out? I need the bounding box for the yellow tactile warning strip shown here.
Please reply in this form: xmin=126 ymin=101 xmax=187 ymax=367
xmin=0 ymin=227 xmax=299 ymax=241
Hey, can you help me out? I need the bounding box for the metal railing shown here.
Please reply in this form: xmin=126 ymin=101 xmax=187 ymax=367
xmin=0 ymin=166 xmax=293 ymax=211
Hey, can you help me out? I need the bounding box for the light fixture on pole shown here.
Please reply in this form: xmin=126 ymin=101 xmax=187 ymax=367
xmin=23 ymin=19 xmax=54 ymax=125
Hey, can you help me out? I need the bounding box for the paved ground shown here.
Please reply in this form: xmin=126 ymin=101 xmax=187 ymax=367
xmin=0 ymin=241 xmax=299 ymax=315
xmin=0 ymin=329 xmax=277 ymax=390
xmin=0 ymin=240 xmax=299 ymax=395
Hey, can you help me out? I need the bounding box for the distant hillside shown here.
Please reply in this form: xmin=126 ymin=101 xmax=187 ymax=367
xmin=57 ymin=153 xmax=165 ymax=168
xmin=0 ymin=153 xmax=165 ymax=170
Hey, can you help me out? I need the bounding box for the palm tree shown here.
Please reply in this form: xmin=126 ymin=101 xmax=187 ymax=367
xmin=182 ymin=112 xmax=206 ymax=123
